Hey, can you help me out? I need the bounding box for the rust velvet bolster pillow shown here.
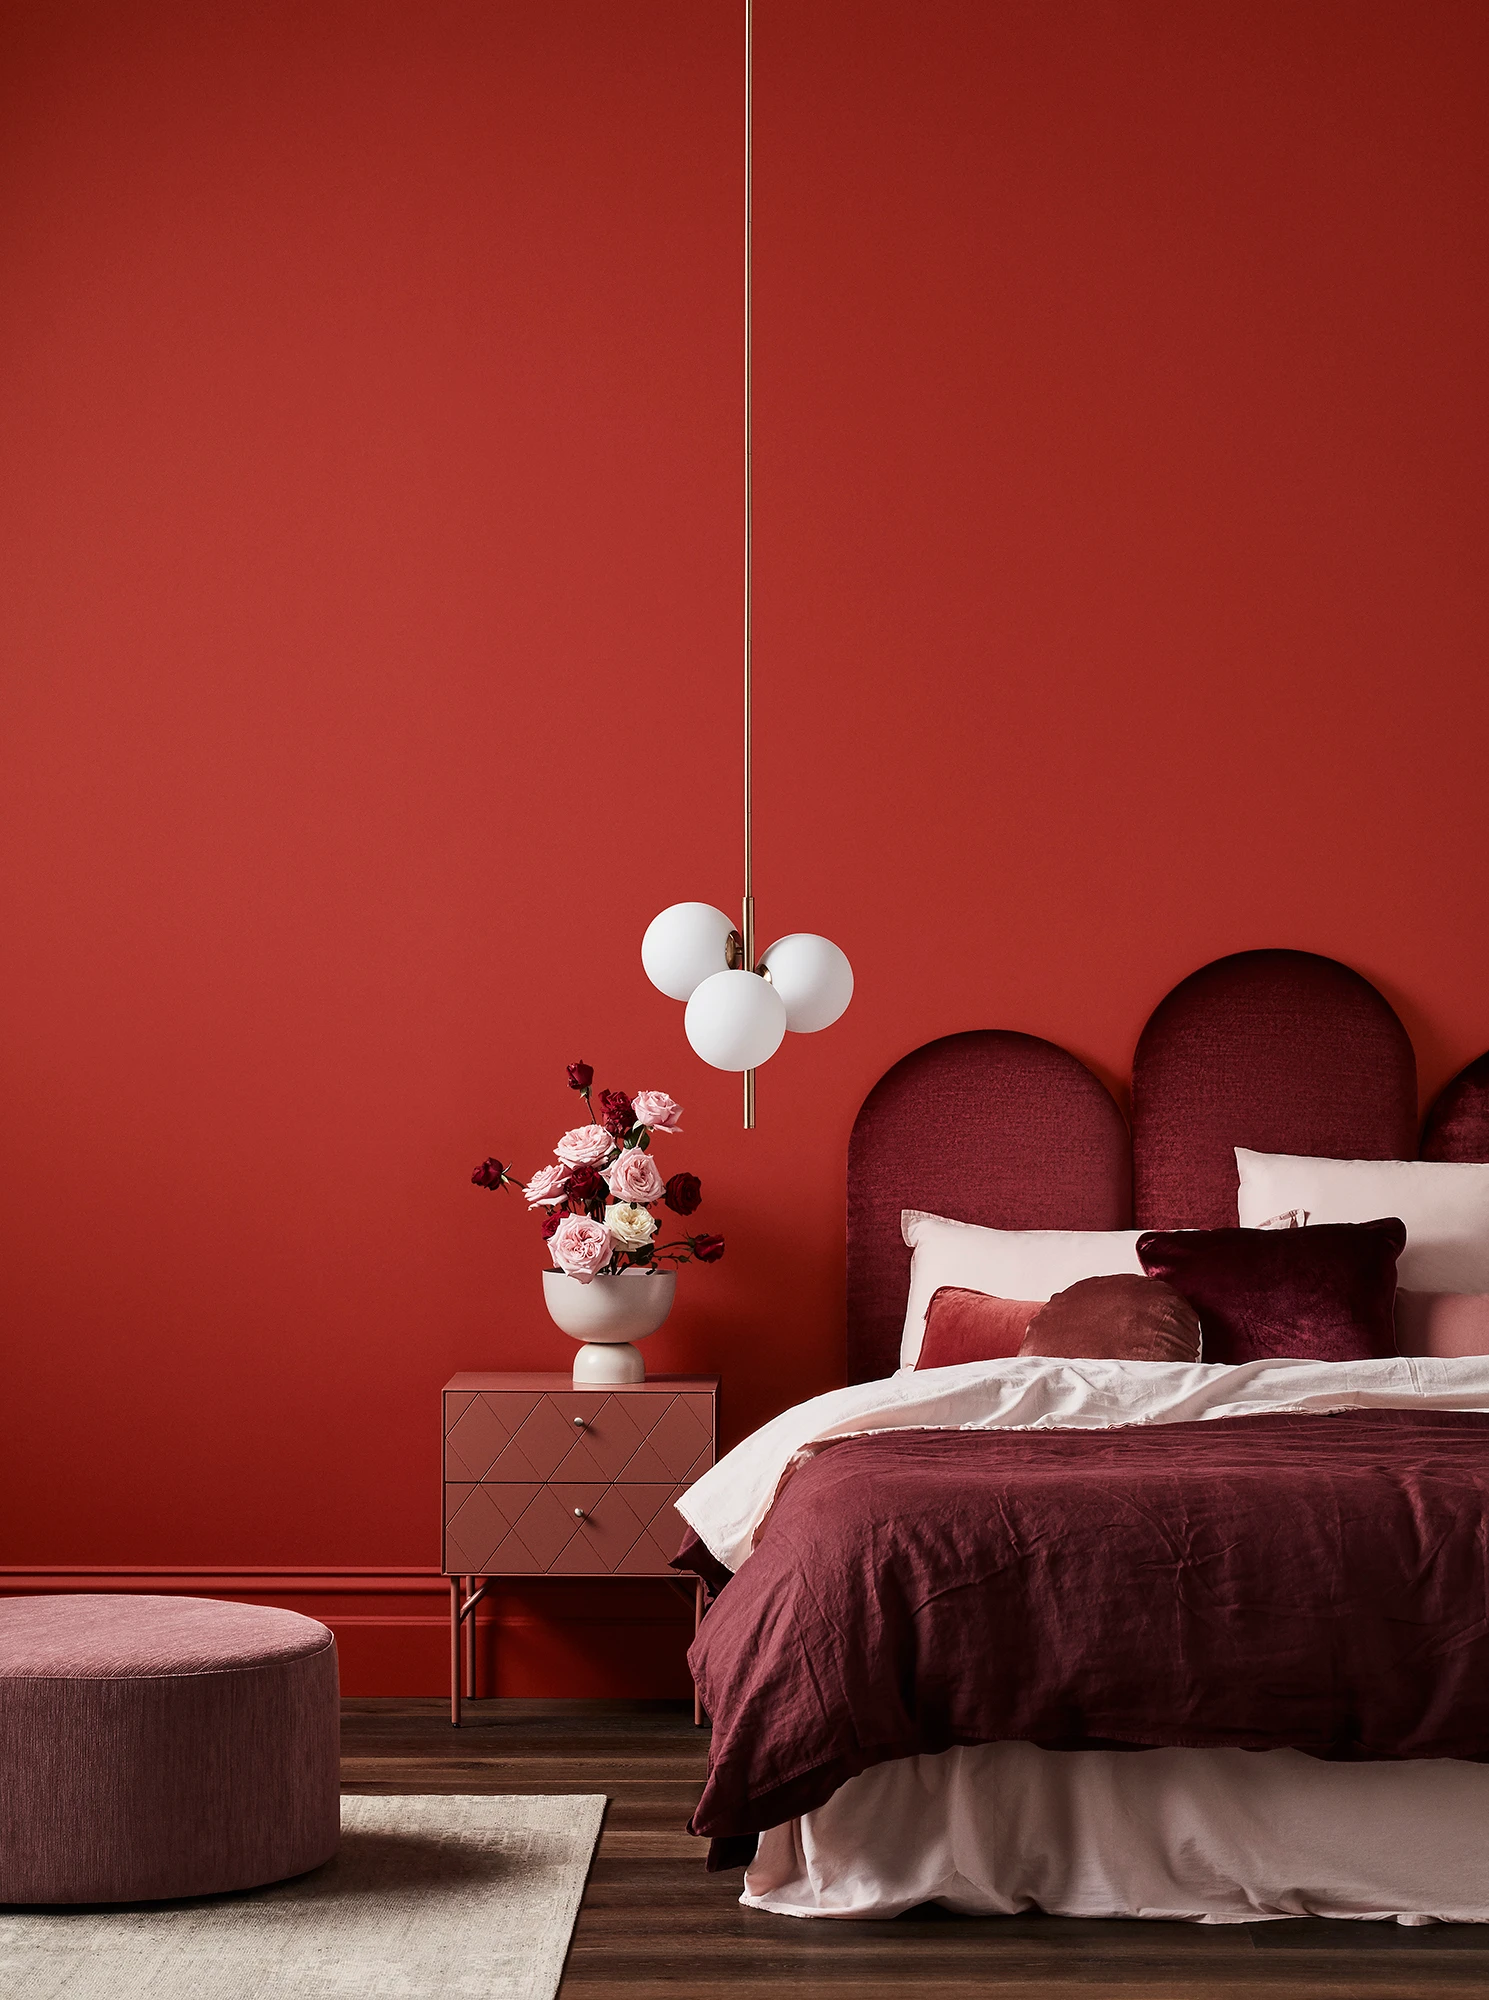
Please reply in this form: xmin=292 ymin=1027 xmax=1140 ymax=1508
xmin=1137 ymin=1217 xmax=1406 ymax=1365
xmin=915 ymin=1287 xmax=1039 ymax=1368
xmin=1019 ymin=1273 xmax=1201 ymax=1363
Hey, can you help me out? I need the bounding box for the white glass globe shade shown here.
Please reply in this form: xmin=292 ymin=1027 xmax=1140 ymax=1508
xmin=759 ymin=933 xmax=854 ymax=1033
xmin=684 ymin=970 xmax=787 ymax=1071
xmin=641 ymin=902 xmax=735 ymax=1002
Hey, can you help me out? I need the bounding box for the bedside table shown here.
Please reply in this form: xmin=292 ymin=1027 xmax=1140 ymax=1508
xmin=441 ymin=1372 xmax=719 ymax=1726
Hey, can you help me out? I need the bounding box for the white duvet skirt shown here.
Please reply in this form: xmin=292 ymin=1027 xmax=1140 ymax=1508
xmin=743 ymin=1742 xmax=1489 ymax=1923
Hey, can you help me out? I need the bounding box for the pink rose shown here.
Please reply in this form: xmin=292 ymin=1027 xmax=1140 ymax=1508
xmin=632 ymin=1090 xmax=683 ymax=1132
xmin=549 ymin=1213 xmax=613 ymax=1282
xmin=554 ymin=1123 xmax=615 ymax=1168
xmin=522 ymin=1164 xmax=569 ymax=1209
xmin=603 ymin=1146 xmax=666 ymax=1205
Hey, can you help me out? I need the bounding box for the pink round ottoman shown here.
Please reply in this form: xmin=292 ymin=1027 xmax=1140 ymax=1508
xmin=0 ymin=1595 xmax=340 ymax=1904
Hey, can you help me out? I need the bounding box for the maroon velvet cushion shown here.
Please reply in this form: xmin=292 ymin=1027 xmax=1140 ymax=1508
xmin=1137 ymin=1218 xmax=1406 ymax=1365
xmin=1020 ymin=1273 xmax=1201 ymax=1363
xmin=916 ymin=1286 xmax=1038 ymax=1368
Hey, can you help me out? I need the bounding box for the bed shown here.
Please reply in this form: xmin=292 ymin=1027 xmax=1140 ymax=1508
xmin=673 ymin=948 xmax=1489 ymax=1923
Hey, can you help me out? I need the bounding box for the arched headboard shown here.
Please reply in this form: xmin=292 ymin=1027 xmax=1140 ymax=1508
xmin=844 ymin=951 xmax=1465 ymax=1383
xmin=1131 ymin=950 xmax=1417 ymax=1228
xmin=846 ymin=1031 xmax=1130 ymax=1383
xmin=1423 ymin=1052 xmax=1489 ymax=1162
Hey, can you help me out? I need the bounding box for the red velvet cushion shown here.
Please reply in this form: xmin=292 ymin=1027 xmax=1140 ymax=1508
xmin=1395 ymin=1290 xmax=1489 ymax=1358
xmin=915 ymin=1287 xmax=1038 ymax=1368
xmin=1137 ymin=1218 xmax=1406 ymax=1364
xmin=1020 ymin=1273 xmax=1201 ymax=1363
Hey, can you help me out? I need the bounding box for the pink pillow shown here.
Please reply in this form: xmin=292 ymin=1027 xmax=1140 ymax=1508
xmin=915 ymin=1287 xmax=1038 ymax=1369
xmin=1395 ymin=1290 xmax=1489 ymax=1358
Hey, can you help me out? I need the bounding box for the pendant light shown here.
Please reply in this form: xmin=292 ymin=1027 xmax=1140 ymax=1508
xmin=641 ymin=0 xmax=853 ymax=1128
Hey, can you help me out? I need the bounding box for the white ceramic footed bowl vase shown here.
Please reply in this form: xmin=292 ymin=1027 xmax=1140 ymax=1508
xmin=541 ymin=1269 xmax=676 ymax=1385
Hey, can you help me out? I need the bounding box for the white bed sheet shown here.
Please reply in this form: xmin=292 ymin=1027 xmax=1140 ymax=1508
xmin=679 ymin=1352 xmax=1489 ymax=1571
xmin=745 ymin=1742 xmax=1489 ymax=1924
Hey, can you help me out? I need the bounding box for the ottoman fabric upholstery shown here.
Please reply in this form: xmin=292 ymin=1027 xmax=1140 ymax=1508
xmin=0 ymin=1595 xmax=340 ymax=1904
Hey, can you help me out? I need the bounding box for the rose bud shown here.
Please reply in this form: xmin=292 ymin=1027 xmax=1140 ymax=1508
xmin=664 ymin=1172 xmax=702 ymax=1216
xmin=691 ymin=1233 xmax=725 ymax=1263
xmin=567 ymin=1061 xmax=594 ymax=1092
xmin=471 ymin=1158 xmax=507 ymax=1190
xmin=566 ymin=1162 xmax=604 ymax=1202
xmin=539 ymin=1209 xmax=563 ymax=1241
xmin=599 ymin=1088 xmax=635 ymax=1138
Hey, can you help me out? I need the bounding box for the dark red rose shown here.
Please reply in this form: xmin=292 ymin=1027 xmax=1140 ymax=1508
xmin=539 ymin=1209 xmax=562 ymax=1241
xmin=691 ymin=1233 xmax=725 ymax=1263
xmin=567 ymin=1061 xmax=594 ymax=1092
xmin=471 ymin=1158 xmax=507 ymax=1190
xmin=664 ymin=1172 xmax=702 ymax=1216
xmin=599 ymin=1088 xmax=635 ymax=1138
xmin=566 ymin=1163 xmax=603 ymax=1201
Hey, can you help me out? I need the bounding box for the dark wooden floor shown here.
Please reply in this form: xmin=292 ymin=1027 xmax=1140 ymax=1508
xmin=341 ymin=1698 xmax=1489 ymax=1998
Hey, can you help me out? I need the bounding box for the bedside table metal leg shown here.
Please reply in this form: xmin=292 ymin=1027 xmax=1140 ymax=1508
xmin=463 ymin=1574 xmax=477 ymax=1702
xmin=449 ymin=1577 xmax=462 ymax=1728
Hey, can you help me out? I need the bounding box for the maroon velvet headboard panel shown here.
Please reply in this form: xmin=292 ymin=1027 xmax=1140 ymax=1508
xmin=846 ymin=1031 xmax=1131 ymax=1384
xmin=1422 ymin=1053 xmax=1489 ymax=1161
xmin=1131 ymin=950 xmax=1418 ymax=1229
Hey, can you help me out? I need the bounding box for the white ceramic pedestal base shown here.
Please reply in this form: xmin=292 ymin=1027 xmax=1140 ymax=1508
xmin=541 ymin=1269 xmax=676 ymax=1387
xmin=570 ymin=1339 xmax=645 ymax=1385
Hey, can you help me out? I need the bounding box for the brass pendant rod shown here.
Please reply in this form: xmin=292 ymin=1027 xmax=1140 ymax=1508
xmin=742 ymin=0 xmax=756 ymax=1131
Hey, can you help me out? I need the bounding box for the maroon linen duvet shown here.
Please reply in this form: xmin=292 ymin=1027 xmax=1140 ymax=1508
xmin=675 ymin=1411 xmax=1489 ymax=1848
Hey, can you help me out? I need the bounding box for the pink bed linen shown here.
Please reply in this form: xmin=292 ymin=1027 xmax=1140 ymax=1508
xmin=744 ymin=1741 xmax=1489 ymax=1923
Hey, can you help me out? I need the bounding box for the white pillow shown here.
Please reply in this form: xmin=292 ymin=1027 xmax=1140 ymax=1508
xmin=899 ymin=1210 xmax=1145 ymax=1368
xmin=1235 ymin=1149 xmax=1489 ymax=1291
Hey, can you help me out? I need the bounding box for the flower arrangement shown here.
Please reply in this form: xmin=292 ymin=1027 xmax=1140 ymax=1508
xmin=471 ymin=1063 xmax=724 ymax=1283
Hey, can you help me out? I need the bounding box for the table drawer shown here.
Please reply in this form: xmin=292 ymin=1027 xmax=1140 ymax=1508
xmin=443 ymin=1480 xmax=693 ymax=1577
xmin=443 ymin=1388 xmax=713 ymax=1486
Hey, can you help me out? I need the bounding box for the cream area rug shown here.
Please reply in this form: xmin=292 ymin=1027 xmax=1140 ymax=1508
xmin=0 ymin=1794 xmax=606 ymax=2000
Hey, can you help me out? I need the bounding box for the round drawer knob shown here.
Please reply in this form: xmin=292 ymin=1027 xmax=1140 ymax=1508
xmin=572 ymin=1416 xmax=586 ymax=1428
xmin=573 ymin=1507 xmax=586 ymax=1520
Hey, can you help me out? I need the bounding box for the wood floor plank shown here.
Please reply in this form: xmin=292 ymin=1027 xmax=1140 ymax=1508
xmin=339 ymin=1698 xmax=1489 ymax=1996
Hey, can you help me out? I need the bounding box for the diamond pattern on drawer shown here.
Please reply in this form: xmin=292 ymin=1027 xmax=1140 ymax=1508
xmin=444 ymin=1394 xmax=541 ymax=1482
xmin=448 ymin=1389 xmax=715 ymax=1485
xmin=618 ymin=1395 xmax=713 ymax=1482
xmin=444 ymin=1480 xmax=691 ymax=1577
xmin=611 ymin=1485 xmax=694 ymax=1574
xmin=496 ymin=1392 xmax=620 ymax=1488
xmin=507 ymin=1484 xmax=609 ymax=1569
xmin=546 ymin=1485 xmax=645 ymax=1573
xmin=545 ymin=1395 xmax=653 ymax=1480
xmin=443 ymin=1482 xmax=535 ymax=1573
xmin=549 ymin=1392 xmax=712 ymax=1482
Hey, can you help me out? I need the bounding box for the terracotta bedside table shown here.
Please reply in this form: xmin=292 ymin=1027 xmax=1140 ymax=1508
xmin=441 ymin=1372 xmax=719 ymax=1726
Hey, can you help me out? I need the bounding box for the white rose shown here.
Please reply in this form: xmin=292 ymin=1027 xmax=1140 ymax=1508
xmin=606 ymin=1202 xmax=658 ymax=1250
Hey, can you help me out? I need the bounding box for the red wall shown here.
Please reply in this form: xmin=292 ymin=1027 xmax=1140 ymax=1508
xmin=4 ymin=0 xmax=1487 ymax=1694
